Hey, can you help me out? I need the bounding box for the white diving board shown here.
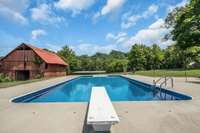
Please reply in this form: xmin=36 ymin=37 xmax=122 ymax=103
xmin=87 ymin=86 xmax=120 ymax=131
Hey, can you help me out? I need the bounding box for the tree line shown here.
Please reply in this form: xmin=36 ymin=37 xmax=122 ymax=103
xmin=56 ymin=44 xmax=199 ymax=73
xmin=56 ymin=0 xmax=200 ymax=73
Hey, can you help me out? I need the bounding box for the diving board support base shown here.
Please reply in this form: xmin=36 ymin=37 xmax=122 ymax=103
xmin=87 ymin=86 xmax=120 ymax=132
xmin=92 ymin=124 xmax=111 ymax=131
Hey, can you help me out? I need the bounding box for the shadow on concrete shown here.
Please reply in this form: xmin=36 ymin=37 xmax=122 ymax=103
xmin=187 ymin=81 xmax=200 ymax=84
xmin=82 ymin=103 xmax=110 ymax=133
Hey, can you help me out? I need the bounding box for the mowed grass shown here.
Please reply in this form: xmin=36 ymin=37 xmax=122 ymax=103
xmin=134 ymin=69 xmax=200 ymax=77
xmin=0 ymin=78 xmax=45 ymax=89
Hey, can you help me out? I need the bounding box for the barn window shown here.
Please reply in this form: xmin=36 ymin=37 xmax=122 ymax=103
xmin=45 ymin=63 xmax=48 ymax=69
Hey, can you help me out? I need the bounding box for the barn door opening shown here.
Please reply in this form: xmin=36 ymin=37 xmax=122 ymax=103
xmin=15 ymin=70 xmax=30 ymax=80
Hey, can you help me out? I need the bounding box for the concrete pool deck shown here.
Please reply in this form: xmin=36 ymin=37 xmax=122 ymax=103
xmin=0 ymin=75 xmax=200 ymax=133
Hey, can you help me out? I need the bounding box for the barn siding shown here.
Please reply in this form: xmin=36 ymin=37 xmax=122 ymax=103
xmin=44 ymin=64 xmax=66 ymax=77
xmin=1 ymin=48 xmax=67 ymax=80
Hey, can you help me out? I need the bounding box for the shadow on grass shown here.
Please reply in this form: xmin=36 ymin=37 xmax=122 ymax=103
xmin=82 ymin=103 xmax=110 ymax=133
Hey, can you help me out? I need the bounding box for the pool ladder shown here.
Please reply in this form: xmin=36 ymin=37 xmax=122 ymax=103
xmin=153 ymin=76 xmax=174 ymax=100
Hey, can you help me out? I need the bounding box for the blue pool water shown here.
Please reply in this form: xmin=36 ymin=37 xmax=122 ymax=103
xmin=12 ymin=76 xmax=192 ymax=102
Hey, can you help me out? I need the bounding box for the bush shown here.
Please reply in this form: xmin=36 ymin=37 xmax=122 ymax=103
xmin=33 ymin=74 xmax=43 ymax=79
xmin=106 ymin=59 xmax=128 ymax=73
xmin=0 ymin=73 xmax=12 ymax=82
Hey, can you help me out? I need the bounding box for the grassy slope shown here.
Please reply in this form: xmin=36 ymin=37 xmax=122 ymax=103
xmin=134 ymin=69 xmax=200 ymax=77
xmin=0 ymin=78 xmax=45 ymax=89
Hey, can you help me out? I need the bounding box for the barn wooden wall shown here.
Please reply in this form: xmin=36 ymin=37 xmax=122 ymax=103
xmin=1 ymin=49 xmax=66 ymax=80
xmin=2 ymin=50 xmax=40 ymax=70
xmin=44 ymin=64 xmax=66 ymax=77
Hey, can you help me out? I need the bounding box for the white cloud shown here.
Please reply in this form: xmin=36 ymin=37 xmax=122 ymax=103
xmin=106 ymin=33 xmax=115 ymax=41
xmin=45 ymin=43 xmax=62 ymax=52
xmin=31 ymin=4 xmax=64 ymax=24
xmin=105 ymin=19 xmax=173 ymax=50
xmin=70 ymin=32 xmax=128 ymax=55
xmin=69 ymin=19 xmax=172 ymax=55
xmin=71 ymin=32 xmax=128 ymax=54
xmin=0 ymin=7 xmax=27 ymax=24
xmin=123 ymin=19 xmax=173 ymax=48
xmin=121 ymin=4 xmax=158 ymax=29
xmin=54 ymin=0 xmax=95 ymax=15
xmin=92 ymin=12 xmax=100 ymax=23
xmin=31 ymin=29 xmax=47 ymax=40
xmin=93 ymin=0 xmax=126 ymax=21
xmin=121 ymin=15 xmax=141 ymax=29
xmin=149 ymin=18 xmax=165 ymax=29
xmin=167 ymin=0 xmax=188 ymax=12
xmin=69 ymin=43 xmax=117 ymax=55
xmin=129 ymin=28 xmax=167 ymax=46
xmin=0 ymin=0 xmax=28 ymax=24
xmin=0 ymin=30 xmax=25 ymax=56
xmin=101 ymin=0 xmax=126 ymax=15
xmin=106 ymin=32 xmax=127 ymax=44
xmin=142 ymin=4 xmax=158 ymax=18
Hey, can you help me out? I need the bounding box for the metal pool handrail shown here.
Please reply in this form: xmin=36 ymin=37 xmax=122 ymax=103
xmin=159 ymin=77 xmax=174 ymax=88
xmin=153 ymin=76 xmax=165 ymax=84
xmin=153 ymin=76 xmax=174 ymax=99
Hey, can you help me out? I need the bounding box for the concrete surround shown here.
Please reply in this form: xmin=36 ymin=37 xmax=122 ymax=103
xmin=0 ymin=75 xmax=200 ymax=133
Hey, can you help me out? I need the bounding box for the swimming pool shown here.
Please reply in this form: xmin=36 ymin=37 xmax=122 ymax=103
xmin=12 ymin=76 xmax=192 ymax=103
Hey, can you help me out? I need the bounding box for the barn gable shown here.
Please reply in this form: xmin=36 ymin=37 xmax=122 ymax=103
xmin=1 ymin=43 xmax=67 ymax=66
xmin=0 ymin=43 xmax=67 ymax=80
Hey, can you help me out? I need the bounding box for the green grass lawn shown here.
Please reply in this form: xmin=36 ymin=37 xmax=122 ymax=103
xmin=134 ymin=69 xmax=200 ymax=77
xmin=0 ymin=78 xmax=46 ymax=89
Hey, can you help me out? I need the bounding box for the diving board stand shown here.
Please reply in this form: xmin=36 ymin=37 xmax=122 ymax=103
xmin=87 ymin=86 xmax=120 ymax=131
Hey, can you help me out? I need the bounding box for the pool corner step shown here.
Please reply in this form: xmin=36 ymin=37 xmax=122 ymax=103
xmin=92 ymin=75 xmax=108 ymax=77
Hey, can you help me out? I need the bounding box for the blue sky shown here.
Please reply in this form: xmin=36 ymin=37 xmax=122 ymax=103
xmin=0 ymin=0 xmax=187 ymax=56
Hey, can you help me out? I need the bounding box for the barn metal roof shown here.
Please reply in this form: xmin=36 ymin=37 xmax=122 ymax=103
xmin=1 ymin=43 xmax=67 ymax=66
xmin=28 ymin=45 xmax=67 ymax=66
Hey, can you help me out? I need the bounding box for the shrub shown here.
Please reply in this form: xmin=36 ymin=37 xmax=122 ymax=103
xmin=106 ymin=59 xmax=128 ymax=73
xmin=0 ymin=73 xmax=12 ymax=82
xmin=33 ymin=74 xmax=43 ymax=79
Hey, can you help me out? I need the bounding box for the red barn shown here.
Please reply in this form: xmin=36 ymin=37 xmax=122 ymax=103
xmin=0 ymin=43 xmax=68 ymax=80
